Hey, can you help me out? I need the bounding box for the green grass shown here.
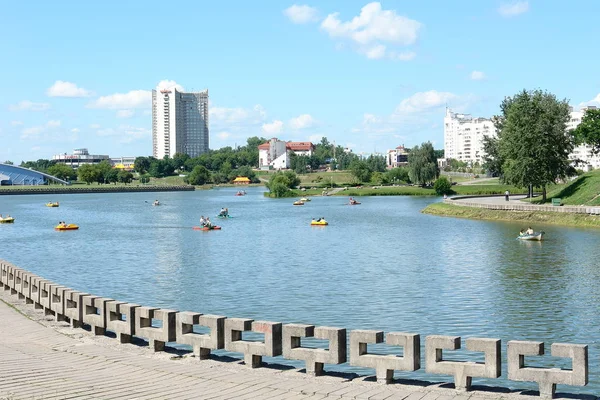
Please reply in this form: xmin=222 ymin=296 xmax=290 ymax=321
xmin=528 ymin=169 xmax=600 ymax=206
xmin=422 ymin=202 xmax=600 ymax=229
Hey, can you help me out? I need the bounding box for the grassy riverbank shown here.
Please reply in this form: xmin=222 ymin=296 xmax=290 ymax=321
xmin=527 ymin=169 xmax=600 ymax=206
xmin=422 ymin=202 xmax=600 ymax=228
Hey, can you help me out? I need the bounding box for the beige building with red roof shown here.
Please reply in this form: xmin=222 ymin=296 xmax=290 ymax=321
xmin=258 ymin=138 xmax=315 ymax=169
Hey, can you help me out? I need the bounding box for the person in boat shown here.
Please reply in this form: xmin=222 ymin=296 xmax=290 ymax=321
xmin=219 ymin=208 xmax=227 ymax=217
xmin=205 ymin=217 xmax=213 ymax=229
xmin=316 ymin=217 xmax=324 ymax=222
xmin=519 ymin=229 xmax=525 ymax=236
xmin=349 ymin=197 xmax=358 ymax=205
xmin=526 ymin=227 xmax=534 ymax=235
xmin=224 ymin=207 xmax=229 ymax=216
xmin=199 ymin=215 xmax=206 ymax=227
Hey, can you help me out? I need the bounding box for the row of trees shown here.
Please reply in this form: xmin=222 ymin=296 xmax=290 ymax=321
xmin=77 ymin=161 xmax=134 ymax=184
xmin=482 ymin=89 xmax=600 ymax=201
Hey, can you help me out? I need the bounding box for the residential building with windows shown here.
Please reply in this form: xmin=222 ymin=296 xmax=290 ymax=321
xmin=567 ymin=106 xmax=600 ymax=171
xmin=52 ymin=148 xmax=110 ymax=169
xmin=386 ymin=145 xmax=409 ymax=168
xmin=152 ymin=86 xmax=209 ymax=159
xmin=258 ymin=138 xmax=315 ymax=169
xmin=443 ymin=108 xmax=495 ymax=166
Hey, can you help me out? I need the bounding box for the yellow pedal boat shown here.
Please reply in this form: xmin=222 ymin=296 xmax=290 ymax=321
xmin=310 ymin=219 xmax=328 ymax=226
xmin=293 ymin=201 xmax=305 ymax=206
xmin=55 ymin=224 xmax=79 ymax=231
xmin=46 ymin=202 xmax=59 ymax=207
xmin=0 ymin=217 xmax=15 ymax=223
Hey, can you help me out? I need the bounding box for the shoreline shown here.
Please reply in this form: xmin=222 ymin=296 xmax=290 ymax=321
xmin=0 ymin=184 xmax=195 ymax=195
xmin=422 ymin=202 xmax=600 ymax=229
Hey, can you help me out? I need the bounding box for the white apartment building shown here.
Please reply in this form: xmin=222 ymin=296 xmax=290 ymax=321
xmin=443 ymin=108 xmax=494 ymax=165
xmin=568 ymin=106 xmax=600 ymax=171
xmin=52 ymin=148 xmax=110 ymax=169
xmin=386 ymin=145 xmax=409 ymax=168
xmin=152 ymin=87 xmax=209 ymax=159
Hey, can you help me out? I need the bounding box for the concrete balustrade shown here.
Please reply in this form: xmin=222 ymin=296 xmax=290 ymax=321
xmin=106 ymin=301 xmax=139 ymax=343
xmin=425 ymin=336 xmax=501 ymax=391
xmin=0 ymin=260 xmax=592 ymax=398
xmin=64 ymin=290 xmax=90 ymax=328
xmin=134 ymin=306 xmax=177 ymax=351
xmin=350 ymin=330 xmax=420 ymax=384
xmin=283 ymin=324 xmax=347 ymax=376
xmin=225 ymin=318 xmax=283 ymax=368
xmin=508 ymin=341 xmax=588 ymax=399
xmin=176 ymin=312 xmax=226 ymax=359
xmin=82 ymin=296 xmax=114 ymax=335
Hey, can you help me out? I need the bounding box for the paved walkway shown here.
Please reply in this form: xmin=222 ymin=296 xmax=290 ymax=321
xmin=0 ymin=292 xmax=595 ymax=400
xmin=448 ymin=194 xmax=600 ymax=215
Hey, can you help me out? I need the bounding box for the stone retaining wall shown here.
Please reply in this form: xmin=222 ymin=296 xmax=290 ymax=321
xmin=0 ymin=260 xmax=590 ymax=399
xmin=0 ymin=185 xmax=195 ymax=195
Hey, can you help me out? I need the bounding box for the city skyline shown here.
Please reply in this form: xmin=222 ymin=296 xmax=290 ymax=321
xmin=2 ymin=1 xmax=600 ymax=163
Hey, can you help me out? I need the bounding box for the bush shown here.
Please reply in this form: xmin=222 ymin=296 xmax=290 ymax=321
xmin=433 ymin=176 xmax=453 ymax=195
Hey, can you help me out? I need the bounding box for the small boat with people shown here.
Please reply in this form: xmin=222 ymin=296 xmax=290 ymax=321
xmin=293 ymin=200 xmax=305 ymax=206
xmin=300 ymin=197 xmax=311 ymax=202
xmin=193 ymin=225 xmax=222 ymax=231
xmin=235 ymin=190 xmax=247 ymax=196
xmin=0 ymin=215 xmax=15 ymax=223
xmin=217 ymin=208 xmax=231 ymax=218
xmin=349 ymin=197 xmax=361 ymax=205
xmin=517 ymin=227 xmax=544 ymax=241
xmin=311 ymin=218 xmax=328 ymax=226
xmin=46 ymin=202 xmax=60 ymax=207
xmin=55 ymin=222 xmax=79 ymax=231
xmin=152 ymin=200 xmax=161 ymax=206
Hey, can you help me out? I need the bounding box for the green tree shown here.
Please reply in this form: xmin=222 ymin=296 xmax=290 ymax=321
xmin=105 ymin=168 xmax=119 ymax=184
xmin=408 ymin=142 xmax=439 ymax=185
xmin=134 ymin=157 xmax=152 ymax=174
xmin=171 ymin=153 xmax=191 ymax=171
xmin=366 ymin=155 xmax=386 ymax=173
xmin=497 ymin=89 xmax=573 ymax=201
xmin=265 ymin=171 xmax=300 ymax=197
xmin=47 ymin=163 xmax=76 ymax=181
xmin=95 ymin=160 xmax=113 ymax=184
xmin=186 ymin=165 xmax=211 ymax=185
xmin=573 ymin=108 xmax=600 ymax=156
xmin=117 ymin=170 xmax=134 ymax=184
xmin=386 ymin=167 xmax=410 ymax=184
xmin=349 ymin=159 xmax=372 ymax=182
xmin=3 ymin=160 xmax=14 ymax=165
xmin=433 ymin=176 xmax=452 ymax=195
xmin=77 ymin=164 xmax=100 ymax=184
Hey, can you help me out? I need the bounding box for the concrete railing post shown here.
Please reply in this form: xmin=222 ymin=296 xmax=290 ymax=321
xmin=507 ymin=341 xmax=588 ymax=399
xmin=14 ymin=269 xmax=25 ymax=300
xmin=82 ymin=296 xmax=114 ymax=336
xmin=225 ymin=318 xmax=282 ymax=368
xmin=20 ymin=271 xmax=36 ymax=304
xmin=283 ymin=324 xmax=347 ymax=376
xmin=425 ymin=336 xmax=501 ymax=391
xmin=50 ymin=286 xmax=71 ymax=322
xmin=63 ymin=290 xmax=90 ymax=328
xmin=176 ymin=312 xmax=225 ymax=359
xmin=134 ymin=307 xmax=177 ymax=352
xmin=106 ymin=301 xmax=140 ymax=343
xmin=350 ymin=330 xmax=420 ymax=384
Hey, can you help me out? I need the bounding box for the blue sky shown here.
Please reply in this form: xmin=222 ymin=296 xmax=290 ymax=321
xmin=2 ymin=0 xmax=600 ymax=163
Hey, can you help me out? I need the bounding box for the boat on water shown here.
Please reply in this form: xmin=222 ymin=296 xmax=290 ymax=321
xmin=300 ymin=197 xmax=311 ymax=202
xmin=152 ymin=201 xmax=160 ymax=206
xmin=517 ymin=231 xmax=544 ymax=241
xmin=293 ymin=201 xmax=305 ymax=206
xmin=311 ymin=219 xmax=328 ymax=226
xmin=55 ymin=224 xmax=79 ymax=231
xmin=46 ymin=202 xmax=59 ymax=207
xmin=349 ymin=201 xmax=361 ymax=205
xmin=193 ymin=226 xmax=222 ymax=231
xmin=216 ymin=214 xmax=232 ymax=218
xmin=0 ymin=217 xmax=15 ymax=223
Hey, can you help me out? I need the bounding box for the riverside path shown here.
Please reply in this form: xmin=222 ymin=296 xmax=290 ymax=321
xmin=0 ymin=291 xmax=595 ymax=400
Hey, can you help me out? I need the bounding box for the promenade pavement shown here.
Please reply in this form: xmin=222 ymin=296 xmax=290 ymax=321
xmin=1 ymin=291 xmax=595 ymax=400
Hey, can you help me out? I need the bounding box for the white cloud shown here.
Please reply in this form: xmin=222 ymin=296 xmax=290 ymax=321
xmin=21 ymin=126 xmax=44 ymax=138
xmin=96 ymin=125 xmax=150 ymax=143
xmin=90 ymin=124 xmax=101 ymax=129
xmin=284 ymin=4 xmax=319 ymax=24
xmin=289 ymin=114 xmax=316 ymax=129
xmin=9 ymin=100 xmax=51 ymax=111
xmin=498 ymin=1 xmax=529 ymax=17
xmin=365 ymin=44 xmax=386 ymax=59
xmin=308 ymin=134 xmax=323 ymax=143
xmin=320 ymin=2 xmax=421 ymax=60
xmin=46 ymin=80 xmax=92 ymax=97
xmin=46 ymin=120 xmax=61 ymax=128
xmin=394 ymin=90 xmax=457 ymax=114
xmin=156 ymin=80 xmax=184 ymax=91
xmin=87 ymin=90 xmax=151 ymax=110
xmin=262 ymin=120 xmax=284 ymax=135
xmin=390 ymin=51 xmax=416 ymax=61
xmin=10 ymin=121 xmax=23 ymax=126
xmin=217 ymin=131 xmax=231 ymax=140
xmin=210 ymin=104 xmax=267 ymax=126
xmin=578 ymin=93 xmax=600 ymax=109
xmin=116 ymin=110 xmax=135 ymax=118
xmin=470 ymin=70 xmax=486 ymax=81
xmin=71 ymin=128 xmax=80 ymax=133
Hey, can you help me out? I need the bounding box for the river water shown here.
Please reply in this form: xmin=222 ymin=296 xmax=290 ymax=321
xmin=1 ymin=187 xmax=599 ymax=394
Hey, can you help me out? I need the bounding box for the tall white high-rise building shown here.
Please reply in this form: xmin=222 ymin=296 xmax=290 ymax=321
xmin=152 ymin=87 xmax=209 ymax=159
xmin=567 ymin=106 xmax=600 ymax=171
xmin=443 ymin=108 xmax=495 ymax=165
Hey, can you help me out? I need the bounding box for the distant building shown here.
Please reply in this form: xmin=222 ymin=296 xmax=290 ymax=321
xmin=257 ymin=138 xmax=315 ymax=169
xmin=152 ymin=86 xmax=209 ymax=159
xmin=568 ymin=106 xmax=600 ymax=171
xmin=52 ymin=149 xmax=110 ymax=169
xmin=443 ymin=108 xmax=495 ymax=165
xmin=386 ymin=145 xmax=409 ymax=168
xmin=232 ymin=176 xmax=250 ymax=184
xmin=110 ymin=156 xmax=136 ymax=170
xmin=0 ymin=163 xmax=69 ymax=185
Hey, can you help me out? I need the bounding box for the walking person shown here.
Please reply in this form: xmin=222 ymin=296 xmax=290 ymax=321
xmin=504 ymin=190 xmax=510 ymax=202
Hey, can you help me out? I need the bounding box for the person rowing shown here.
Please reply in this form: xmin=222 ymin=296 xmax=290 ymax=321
xmin=219 ymin=207 xmax=228 ymax=217
xmin=199 ymin=215 xmax=206 ymax=227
